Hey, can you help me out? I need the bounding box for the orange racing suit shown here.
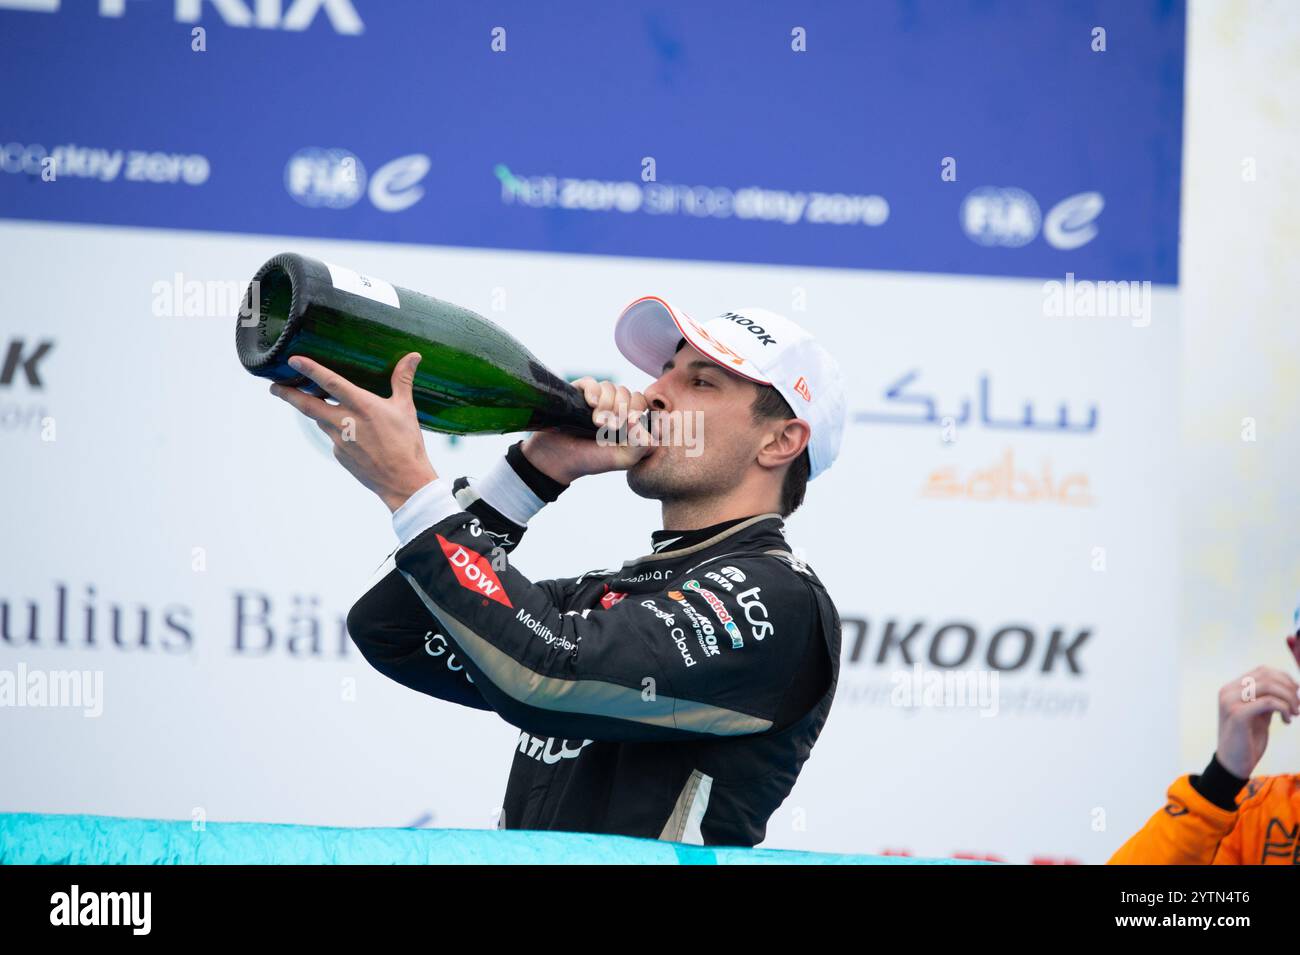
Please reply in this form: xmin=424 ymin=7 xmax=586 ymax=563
xmin=1109 ymin=754 xmax=1300 ymax=864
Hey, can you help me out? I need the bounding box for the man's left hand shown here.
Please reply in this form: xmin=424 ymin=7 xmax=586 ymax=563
xmin=271 ymin=352 xmax=436 ymax=513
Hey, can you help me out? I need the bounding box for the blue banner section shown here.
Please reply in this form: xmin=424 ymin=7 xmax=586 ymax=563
xmin=0 ymin=0 xmax=1184 ymax=283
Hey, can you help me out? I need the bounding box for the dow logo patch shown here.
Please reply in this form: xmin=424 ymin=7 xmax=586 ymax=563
xmin=437 ymin=534 xmax=513 ymax=607
xmin=599 ymin=589 xmax=628 ymax=610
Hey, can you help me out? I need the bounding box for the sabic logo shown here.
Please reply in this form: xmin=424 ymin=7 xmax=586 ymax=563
xmin=437 ymin=534 xmax=512 ymax=607
xmin=1 ymin=339 xmax=53 ymax=389
xmin=0 ymin=0 xmax=365 ymax=35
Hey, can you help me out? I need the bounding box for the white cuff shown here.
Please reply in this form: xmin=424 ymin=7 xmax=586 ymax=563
xmin=392 ymin=477 xmax=461 ymax=549
xmin=470 ymin=454 xmax=546 ymax=527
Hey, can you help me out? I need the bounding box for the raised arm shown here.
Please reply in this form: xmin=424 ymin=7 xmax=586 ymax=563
xmin=346 ymin=442 xmax=569 ymax=710
xmin=1109 ymin=661 xmax=1298 ymax=864
xmin=391 ymin=491 xmax=826 ymax=743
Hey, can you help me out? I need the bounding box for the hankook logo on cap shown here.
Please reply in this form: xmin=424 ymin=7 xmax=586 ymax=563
xmin=721 ymin=312 xmax=777 ymax=346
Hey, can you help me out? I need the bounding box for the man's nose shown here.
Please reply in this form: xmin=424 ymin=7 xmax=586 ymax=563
xmin=643 ymin=376 xmax=672 ymax=413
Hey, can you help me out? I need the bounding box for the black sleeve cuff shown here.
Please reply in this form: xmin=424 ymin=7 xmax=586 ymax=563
xmin=506 ymin=439 xmax=569 ymax=503
xmin=1189 ymin=753 xmax=1248 ymax=811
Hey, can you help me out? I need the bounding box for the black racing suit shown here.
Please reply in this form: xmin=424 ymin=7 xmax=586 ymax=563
xmin=346 ymin=442 xmax=842 ymax=847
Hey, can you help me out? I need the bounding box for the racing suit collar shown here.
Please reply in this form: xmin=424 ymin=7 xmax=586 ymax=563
xmin=638 ymin=512 xmax=785 ymax=563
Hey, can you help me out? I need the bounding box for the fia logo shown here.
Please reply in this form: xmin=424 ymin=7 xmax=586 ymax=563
xmin=285 ymin=148 xmax=430 ymax=212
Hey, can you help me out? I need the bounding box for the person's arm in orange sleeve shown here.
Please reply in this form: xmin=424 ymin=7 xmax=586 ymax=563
xmin=1108 ymin=755 xmax=1249 ymax=864
xmin=1109 ymin=660 xmax=1298 ymax=865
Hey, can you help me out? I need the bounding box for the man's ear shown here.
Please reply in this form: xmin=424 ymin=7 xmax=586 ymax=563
xmin=756 ymin=418 xmax=811 ymax=472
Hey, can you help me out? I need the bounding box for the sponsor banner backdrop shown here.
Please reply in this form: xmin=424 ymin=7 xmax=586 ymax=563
xmin=0 ymin=1 xmax=1185 ymax=863
xmin=0 ymin=0 xmax=1183 ymax=282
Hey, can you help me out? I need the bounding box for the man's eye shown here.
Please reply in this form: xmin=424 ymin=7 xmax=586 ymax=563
xmin=693 ymin=378 xmax=712 ymax=387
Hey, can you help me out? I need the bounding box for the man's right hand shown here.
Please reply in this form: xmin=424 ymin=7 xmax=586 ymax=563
xmin=1215 ymin=660 xmax=1300 ymax=779
xmin=521 ymin=377 xmax=653 ymax=485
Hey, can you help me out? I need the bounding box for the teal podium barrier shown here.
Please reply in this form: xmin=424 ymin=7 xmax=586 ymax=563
xmin=0 ymin=813 xmax=985 ymax=865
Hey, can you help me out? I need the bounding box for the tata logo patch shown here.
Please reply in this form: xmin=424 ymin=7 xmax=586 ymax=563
xmin=793 ymin=376 xmax=811 ymax=402
xmin=437 ymin=534 xmax=512 ymax=607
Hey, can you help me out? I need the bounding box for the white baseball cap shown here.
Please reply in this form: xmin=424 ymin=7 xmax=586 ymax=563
xmin=613 ymin=296 xmax=846 ymax=479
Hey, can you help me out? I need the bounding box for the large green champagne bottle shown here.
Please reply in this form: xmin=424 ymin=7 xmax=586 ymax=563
xmin=235 ymin=253 xmax=598 ymax=436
